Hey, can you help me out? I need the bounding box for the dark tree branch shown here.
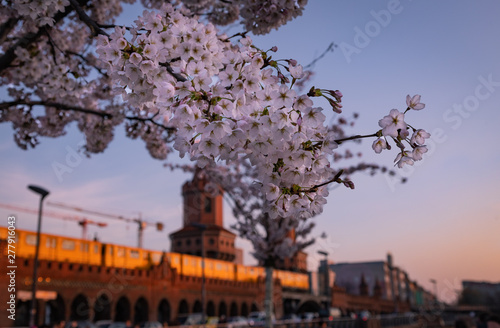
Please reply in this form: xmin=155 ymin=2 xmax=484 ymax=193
xmin=160 ymin=62 xmax=187 ymax=82
xmin=43 ymin=28 xmax=61 ymax=65
xmin=0 ymin=100 xmax=112 ymax=118
xmin=0 ymin=100 xmax=176 ymax=132
xmin=124 ymin=115 xmax=176 ymax=132
xmin=0 ymin=18 xmax=17 ymax=45
xmin=68 ymin=0 xmax=109 ymax=37
xmin=0 ymin=31 xmax=43 ymax=74
xmin=97 ymin=23 xmax=137 ymax=31
xmin=66 ymin=50 xmax=107 ymax=76
xmin=334 ymin=132 xmax=378 ymax=144
xmin=0 ymin=0 xmax=86 ymax=74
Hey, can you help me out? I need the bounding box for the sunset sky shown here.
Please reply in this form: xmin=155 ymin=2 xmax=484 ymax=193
xmin=1 ymin=0 xmax=499 ymax=304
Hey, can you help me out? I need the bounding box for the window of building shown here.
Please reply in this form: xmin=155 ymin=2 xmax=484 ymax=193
xmin=204 ymin=197 xmax=212 ymax=213
xmin=152 ymin=253 xmax=161 ymax=263
xmin=196 ymin=238 xmax=201 ymax=245
xmin=26 ymin=234 xmax=37 ymax=246
xmin=117 ymin=248 xmax=125 ymax=257
xmin=80 ymin=242 xmax=89 ymax=252
xmin=46 ymin=237 xmax=56 ymax=248
xmin=177 ymin=240 xmax=182 ymax=247
xmin=209 ymin=238 xmax=215 ymax=245
xmin=186 ymin=239 xmax=191 ymax=246
xmin=61 ymin=240 xmax=75 ymax=250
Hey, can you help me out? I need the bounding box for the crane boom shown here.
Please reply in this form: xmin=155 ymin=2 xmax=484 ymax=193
xmin=0 ymin=202 xmax=107 ymax=240
xmin=48 ymin=201 xmax=135 ymax=223
xmin=46 ymin=201 xmax=163 ymax=248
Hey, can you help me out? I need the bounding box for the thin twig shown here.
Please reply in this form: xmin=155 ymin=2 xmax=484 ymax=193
xmin=66 ymin=50 xmax=107 ymax=76
xmin=124 ymin=115 xmax=176 ymax=132
xmin=304 ymin=42 xmax=337 ymax=70
xmin=334 ymin=132 xmax=378 ymax=144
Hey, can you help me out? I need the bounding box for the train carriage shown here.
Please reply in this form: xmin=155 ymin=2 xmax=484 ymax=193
xmin=0 ymin=226 xmax=310 ymax=291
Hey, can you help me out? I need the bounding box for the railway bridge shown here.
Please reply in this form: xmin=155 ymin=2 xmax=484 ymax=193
xmin=0 ymin=244 xmax=289 ymax=327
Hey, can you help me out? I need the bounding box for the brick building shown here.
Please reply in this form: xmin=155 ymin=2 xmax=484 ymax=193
xmin=0 ymin=243 xmax=275 ymax=327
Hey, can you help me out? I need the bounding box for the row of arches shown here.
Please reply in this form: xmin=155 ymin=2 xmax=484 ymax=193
xmin=177 ymin=299 xmax=259 ymax=319
xmin=13 ymin=293 xmax=260 ymax=326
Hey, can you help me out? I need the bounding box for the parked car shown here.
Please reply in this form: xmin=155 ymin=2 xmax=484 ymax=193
xmin=65 ymin=321 xmax=97 ymax=328
xmin=226 ymin=316 xmax=249 ymax=328
xmin=95 ymin=320 xmax=113 ymax=328
xmin=205 ymin=316 xmax=219 ymax=328
xmin=179 ymin=313 xmax=203 ymax=326
xmin=108 ymin=322 xmax=127 ymax=328
xmin=318 ymin=308 xmax=342 ymax=322
xmin=281 ymin=313 xmax=301 ymax=323
xmin=248 ymin=311 xmax=275 ymax=327
xmin=140 ymin=322 xmax=163 ymax=328
xmin=358 ymin=311 xmax=371 ymax=321
xmin=301 ymin=312 xmax=317 ymax=321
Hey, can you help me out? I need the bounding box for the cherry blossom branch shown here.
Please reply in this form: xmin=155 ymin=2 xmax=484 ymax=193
xmin=0 ymin=100 xmax=176 ymax=132
xmin=124 ymin=115 xmax=176 ymax=132
xmin=66 ymin=50 xmax=107 ymax=76
xmin=303 ymin=42 xmax=337 ymax=69
xmin=43 ymin=28 xmax=61 ymax=65
xmin=68 ymin=0 xmax=109 ymax=37
xmin=0 ymin=18 xmax=17 ymax=45
xmin=334 ymin=132 xmax=378 ymax=144
xmin=0 ymin=31 xmax=42 ymax=74
xmin=298 ymin=169 xmax=347 ymax=193
xmin=0 ymin=100 xmax=112 ymax=118
xmin=0 ymin=0 xmax=81 ymax=73
xmin=159 ymin=62 xmax=187 ymax=82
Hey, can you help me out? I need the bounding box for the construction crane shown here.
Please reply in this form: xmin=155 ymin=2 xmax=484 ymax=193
xmin=47 ymin=201 xmax=164 ymax=248
xmin=0 ymin=202 xmax=108 ymax=240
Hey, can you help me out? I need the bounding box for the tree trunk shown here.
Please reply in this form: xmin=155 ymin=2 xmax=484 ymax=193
xmin=265 ymin=266 xmax=273 ymax=328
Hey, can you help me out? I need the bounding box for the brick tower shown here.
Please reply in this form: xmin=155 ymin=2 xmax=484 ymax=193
xmin=170 ymin=171 xmax=241 ymax=262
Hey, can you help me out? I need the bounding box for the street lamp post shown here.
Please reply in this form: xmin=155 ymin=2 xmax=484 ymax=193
xmin=430 ymin=279 xmax=438 ymax=306
xmin=317 ymin=250 xmax=329 ymax=309
xmin=27 ymin=185 xmax=50 ymax=328
xmin=192 ymin=222 xmax=207 ymax=326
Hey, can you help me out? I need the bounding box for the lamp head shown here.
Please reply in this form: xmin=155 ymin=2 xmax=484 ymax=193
xmin=28 ymin=185 xmax=50 ymax=198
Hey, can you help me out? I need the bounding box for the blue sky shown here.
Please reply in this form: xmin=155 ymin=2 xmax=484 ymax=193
xmin=1 ymin=0 xmax=500 ymax=303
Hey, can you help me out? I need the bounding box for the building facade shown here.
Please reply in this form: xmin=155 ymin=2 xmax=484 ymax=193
xmin=328 ymin=253 xmax=435 ymax=310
